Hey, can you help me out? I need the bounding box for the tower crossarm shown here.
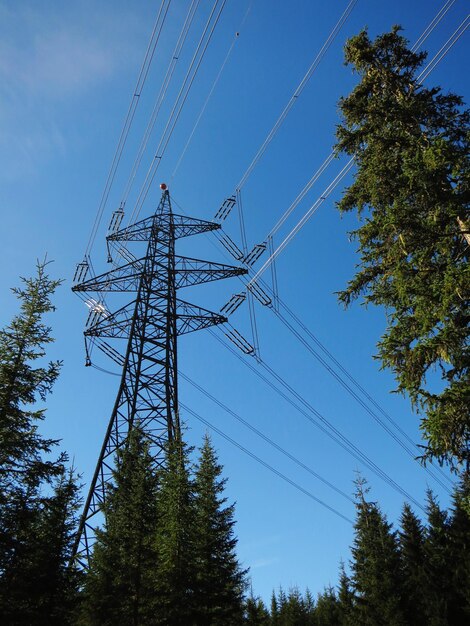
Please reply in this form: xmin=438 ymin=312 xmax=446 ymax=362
xmin=173 ymin=256 xmax=248 ymax=288
xmin=72 ymin=257 xmax=246 ymax=294
xmin=72 ymin=258 xmax=146 ymax=293
xmin=107 ymin=213 xmax=221 ymax=243
xmin=85 ymin=301 xmax=136 ymax=339
xmin=85 ymin=298 xmax=227 ymax=340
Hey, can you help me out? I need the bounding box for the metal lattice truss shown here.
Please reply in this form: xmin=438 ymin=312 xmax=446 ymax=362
xmin=72 ymin=190 xmax=246 ymax=566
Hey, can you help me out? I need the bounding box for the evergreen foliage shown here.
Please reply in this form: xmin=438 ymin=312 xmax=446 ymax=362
xmin=398 ymin=503 xmax=428 ymax=625
xmin=0 ymin=261 xmax=65 ymax=508
xmin=256 ymin=480 xmax=470 ymax=625
xmin=0 ymin=262 xmax=81 ymax=624
xmin=334 ymin=28 xmax=470 ymax=468
xmin=152 ymin=432 xmax=197 ymax=625
xmin=349 ymin=480 xmax=405 ymax=625
xmin=80 ymin=428 xmax=247 ymax=625
xmin=81 ymin=426 xmax=159 ymax=625
xmin=193 ymin=434 xmax=246 ymax=625
xmin=244 ymin=594 xmax=270 ymax=625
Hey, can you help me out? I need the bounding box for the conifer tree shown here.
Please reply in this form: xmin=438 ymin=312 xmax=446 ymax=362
xmin=335 ymin=28 xmax=470 ymax=468
xmin=314 ymin=587 xmax=340 ymax=626
xmin=81 ymin=426 xmax=158 ymax=625
xmin=337 ymin=562 xmax=354 ymax=625
xmin=244 ymin=593 xmax=270 ymax=625
xmin=0 ymin=261 xmax=65 ymax=505
xmin=28 ymin=469 xmax=82 ymax=624
xmin=192 ymin=434 xmax=246 ymax=625
xmin=398 ymin=503 xmax=429 ymax=625
xmin=349 ymin=480 xmax=405 ymax=625
xmin=0 ymin=262 xmax=81 ymax=623
xmin=0 ymin=469 xmax=82 ymax=625
xmin=277 ymin=587 xmax=309 ymax=625
xmin=270 ymin=590 xmax=280 ymax=625
xmin=447 ymin=475 xmax=470 ymax=621
xmin=424 ymin=491 xmax=451 ymax=625
xmin=152 ymin=431 xmax=196 ymax=625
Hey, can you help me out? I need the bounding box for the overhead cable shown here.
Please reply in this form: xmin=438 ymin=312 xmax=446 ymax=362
xmin=180 ymin=401 xmax=353 ymax=524
xmin=171 ymin=1 xmax=254 ymax=180
xmin=84 ymin=0 xmax=172 ymax=257
xmin=417 ymin=13 xmax=470 ymax=82
xmin=181 ymin=371 xmax=354 ymax=503
xmin=411 ymin=0 xmax=456 ymax=52
xmin=248 ymin=158 xmax=354 ymax=288
xmin=127 ymin=0 xmax=227 ymax=228
xmin=120 ymin=0 xmax=200 ymax=209
xmin=208 ymin=328 xmax=426 ymax=513
xmin=234 ymin=0 xmax=358 ymax=192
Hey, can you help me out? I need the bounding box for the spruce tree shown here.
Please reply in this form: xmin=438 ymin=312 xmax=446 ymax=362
xmin=81 ymin=426 xmax=158 ymax=625
xmin=336 ymin=562 xmax=354 ymax=625
xmin=349 ymin=480 xmax=405 ymax=625
xmin=27 ymin=469 xmax=82 ymax=625
xmin=244 ymin=594 xmax=270 ymax=625
xmin=270 ymin=590 xmax=280 ymax=625
xmin=277 ymin=587 xmax=309 ymax=625
xmin=398 ymin=503 xmax=429 ymax=625
xmin=447 ymin=475 xmax=470 ymax=621
xmin=314 ymin=587 xmax=340 ymax=626
xmin=0 ymin=262 xmax=80 ymax=623
xmin=334 ymin=28 xmax=470 ymax=468
xmin=152 ymin=432 xmax=196 ymax=625
xmin=0 ymin=260 xmax=65 ymax=505
xmin=423 ymin=491 xmax=451 ymax=625
xmin=192 ymin=434 xmax=246 ymax=625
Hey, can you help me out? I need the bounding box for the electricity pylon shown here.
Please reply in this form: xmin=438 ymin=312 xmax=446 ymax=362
xmin=72 ymin=186 xmax=247 ymax=565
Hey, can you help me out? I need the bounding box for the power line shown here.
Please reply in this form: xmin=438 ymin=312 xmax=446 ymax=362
xmin=120 ymin=0 xmax=201 ymax=209
xmin=171 ymin=1 xmax=254 ymax=180
xmin=417 ymin=13 xmax=470 ymax=82
xmin=127 ymin=0 xmax=228 ymax=228
xmin=180 ymin=401 xmax=354 ymax=524
xmin=180 ymin=371 xmax=355 ymax=503
xmin=247 ymin=158 xmax=354 ymax=287
xmin=208 ymin=328 xmax=426 ymax=513
xmin=235 ymin=0 xmax=358 ymax=191
xmin=84 ymin=0 xmax=172 ymax=257
xmin=411 ymin=0 xmax=456 ymax=52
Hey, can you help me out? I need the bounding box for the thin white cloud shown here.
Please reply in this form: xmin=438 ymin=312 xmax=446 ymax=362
xmin=251 ymin=557 xmax=280 ymax=570
xmin=0 ymin=2 xmax=145 ymax=181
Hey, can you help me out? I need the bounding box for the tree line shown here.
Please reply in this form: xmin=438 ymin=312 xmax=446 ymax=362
xmin=245 ymin=477 xmax=470 ymax=625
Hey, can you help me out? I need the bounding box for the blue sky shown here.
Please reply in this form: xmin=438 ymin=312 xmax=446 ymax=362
xmin=1 ymin=0 xmax=468 ymax=602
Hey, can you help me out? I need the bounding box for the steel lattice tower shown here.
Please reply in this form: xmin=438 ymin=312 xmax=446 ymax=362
xmin=72 ymin=188 xmax=246 ymax=565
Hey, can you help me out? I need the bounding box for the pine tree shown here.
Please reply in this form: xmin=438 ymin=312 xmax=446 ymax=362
xmin=398 ymin=503 xmax=429 ymax=625
xmin=0 ymin=262 xmax=80 ymax=623
xmin=314 ymin=587 xmax=340 ymax=626
xmin=81 ymin=426 xmax=158 ymax=625
xmin=0 ymin=260 xmax=65 ymax=505
xmin=447 ymin=475 xmax=470 ymax=621
xmin=26 ymin=469 xmax=82 ymax=624
xmin=334 ymin=28 xmax=470 ymax=469
xmin=349 ymin=480 xmax=405 ymax=625
xmin=336 ymin=562 xmax=354 ymax=625
xmin=423 ymin=491 xmax=451 ymax=625
xmin=152 ymin=432 xmax=197 ymax=625
xmin=244 ymin=593 xmax=270 ymax=625
xmin=192 ymin=434 xmax=246 ymax=625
